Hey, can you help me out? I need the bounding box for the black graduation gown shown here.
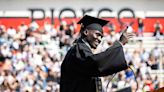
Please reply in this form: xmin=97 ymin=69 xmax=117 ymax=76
xmin=60 ymin=39 xmax=128 ymax=92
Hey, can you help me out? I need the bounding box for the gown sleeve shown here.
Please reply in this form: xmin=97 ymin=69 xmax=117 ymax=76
xmin=89 ymin=41 xmax=128 ymax=76
xmin=75 ymin=41 xmax=128 ymax=77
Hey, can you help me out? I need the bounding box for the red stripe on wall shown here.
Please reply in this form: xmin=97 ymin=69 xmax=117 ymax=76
xmin=0 ymin=17 xmax=164 ymax=33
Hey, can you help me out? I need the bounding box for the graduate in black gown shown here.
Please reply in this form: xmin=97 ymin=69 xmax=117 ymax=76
xmin=60 ymin=15 xmax=135 ymax=92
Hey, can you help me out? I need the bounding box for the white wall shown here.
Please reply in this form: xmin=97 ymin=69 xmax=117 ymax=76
xmin=0 ymin=0 xmax=164 ymax=11
xmin=0 ymin=0 xmax=164 ymax=17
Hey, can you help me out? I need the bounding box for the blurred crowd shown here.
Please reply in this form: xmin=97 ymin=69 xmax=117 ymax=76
xmin=0 ymin=19 xmax=163 ymax=92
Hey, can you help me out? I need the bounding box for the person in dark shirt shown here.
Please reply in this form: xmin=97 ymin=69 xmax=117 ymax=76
xmin=153 ymin=20 xmax=163 ymax=40
xmin=60 ymin=15 xmax=135 ymax=92
xmin=138 ymin=18 xmax=144 ymax=37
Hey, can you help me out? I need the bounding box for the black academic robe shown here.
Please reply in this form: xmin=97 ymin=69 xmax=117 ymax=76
xmin=60 ymin=39 xmax=128 ymax=92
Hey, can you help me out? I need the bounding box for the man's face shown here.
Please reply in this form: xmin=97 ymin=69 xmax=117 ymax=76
xmin=85 ymin=29 xmax=103 ymax=49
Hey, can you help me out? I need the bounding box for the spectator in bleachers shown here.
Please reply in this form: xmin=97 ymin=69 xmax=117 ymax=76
xmin=137 ymin=18 xmax=144 ymax=37
xmin=29 ymin=21 xmax=39 ymax=32
xmin=0 ymin=22 xmax=6 ymax=33
xmin=44 ymin=21 xmax=58 ymax=38
xmin=125 ymin=62 xmax=135 ymax=80
xmin=107 ymin=22 xmax=116 ymax=32
xmin=7 ymin=26 xmax=17 ymax=38
xmin=153 ymin=20 xmax=163 ymax=40
xmin=18 ymin=23 xmax=28 ymax=33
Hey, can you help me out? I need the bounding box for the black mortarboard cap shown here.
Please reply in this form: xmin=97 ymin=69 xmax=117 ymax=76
xmin=77 ymin=15 xmax=109 ymax=32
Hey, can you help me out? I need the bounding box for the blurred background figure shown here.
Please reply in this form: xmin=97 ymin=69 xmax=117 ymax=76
xmin=137 ymin=18 xmax=144 ymax=37
xmin=153 ymin=20 xmax=163 ymax=40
